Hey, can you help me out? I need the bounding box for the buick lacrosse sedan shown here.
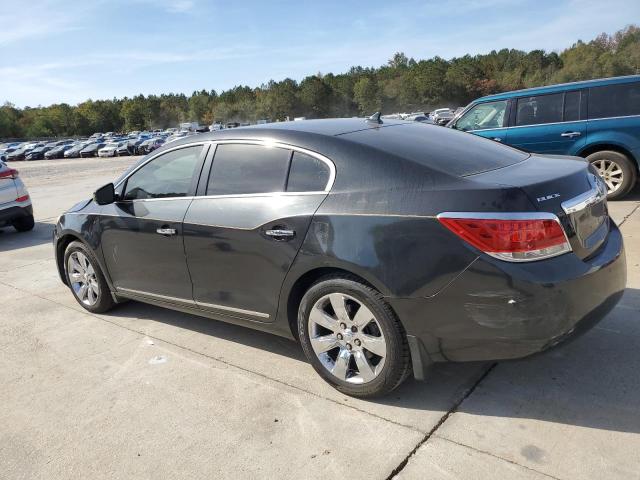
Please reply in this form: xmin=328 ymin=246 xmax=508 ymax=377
xmin=54 ymin=117 xmax=626 ymax=397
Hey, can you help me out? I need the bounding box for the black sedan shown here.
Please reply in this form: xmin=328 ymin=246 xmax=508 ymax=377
xmin=25 ymin=146 xmax=52 ymax=161
xmin=79 ymin=142 xmax=105 ymax=158
xmin=53 ymin=118 xmax=626 ymax=397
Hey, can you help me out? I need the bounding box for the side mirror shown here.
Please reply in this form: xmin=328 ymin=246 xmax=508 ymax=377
xmin=93 ymin=183 xmax=116 ymax=205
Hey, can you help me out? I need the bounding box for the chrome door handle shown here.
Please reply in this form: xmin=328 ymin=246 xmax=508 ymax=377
xmin=561 ymin=131 xmax=581 ymax=138
xmin=265 ymin=229 xmax=295 ymax=240
xmin=156 ymin=227 xmax=176 ymax=236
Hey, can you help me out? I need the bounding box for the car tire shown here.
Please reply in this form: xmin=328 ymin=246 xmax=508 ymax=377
xmin=586 ymin=150 xmax=637 ymax=200
xmin=297 ymin=275 xmax=411 ymax=398
xmin=64 ymin=240 xmax=115 ymax=313
xmin=12 ymin=214 xmax=35 ymax=232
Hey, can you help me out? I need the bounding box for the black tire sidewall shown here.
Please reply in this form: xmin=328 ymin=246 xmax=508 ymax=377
xmin=586 ymin=150 xmax=637 ymax=200
xmin=64 ymin=240 xmax=115 ymax=313
xmin=297 ymin=277 xmax=409 ymax=397
xmin=13 ymin=214 xmax=35 ymax=232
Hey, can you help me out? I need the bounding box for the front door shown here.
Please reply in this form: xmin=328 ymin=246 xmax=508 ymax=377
xmin=99 ymin=144 xmax=207 ymax=301
xmin=183 ymin=142 xmax=333 ymax=322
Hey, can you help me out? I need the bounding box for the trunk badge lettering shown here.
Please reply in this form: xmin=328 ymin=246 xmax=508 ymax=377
xmin=536 ymin=193 xmax=561 ymax=203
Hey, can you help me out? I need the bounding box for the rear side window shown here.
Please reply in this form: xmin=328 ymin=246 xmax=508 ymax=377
xmin=588 ymin=82 xmax=640 ymax=119
xmin=286 ymin=152 xmax=330 ymax=192
xmin=515 ymin=93 xmax=563 ymax=126
xmin=207 ymin=144 xmax=290 ymax=195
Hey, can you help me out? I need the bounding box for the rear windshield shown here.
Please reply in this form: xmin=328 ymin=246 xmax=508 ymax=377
xmin=341 ymin=122 xmax=528 ymax=177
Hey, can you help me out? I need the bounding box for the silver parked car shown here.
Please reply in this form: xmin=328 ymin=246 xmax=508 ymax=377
xmin=0 ymin=161 xmax=34 ymax=232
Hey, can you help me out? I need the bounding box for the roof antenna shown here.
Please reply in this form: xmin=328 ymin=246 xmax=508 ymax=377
xmin=366 ymin=112 xmax=383 ymax=125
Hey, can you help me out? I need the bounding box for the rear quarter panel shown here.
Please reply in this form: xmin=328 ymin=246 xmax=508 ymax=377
xmin=584 ymin=116 xmax=640 ymax=166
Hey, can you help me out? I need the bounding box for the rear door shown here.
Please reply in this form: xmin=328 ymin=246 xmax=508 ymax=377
xmin=505 ymin=90 xmax=586 ymax=154
xmin=183 ymin=141 xmax=333 ymax=322
xmin=453 ymin=100 xmax=509 ymax=143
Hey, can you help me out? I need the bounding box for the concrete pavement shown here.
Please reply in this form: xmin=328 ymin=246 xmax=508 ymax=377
xmin=1 ymin=157 xmax=639 ymax=479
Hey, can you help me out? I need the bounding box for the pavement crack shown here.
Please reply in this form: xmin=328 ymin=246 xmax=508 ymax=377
xmin=384 ymin=362 xmax=497 ymax=480
xmin=435 ymin=436 xmax=564 ymax=480
xmin=618 ymin=201 xmax=640 ymax=227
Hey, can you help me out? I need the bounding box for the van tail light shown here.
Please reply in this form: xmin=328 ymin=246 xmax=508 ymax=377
xmin=437 ymin=212 xmax=571 ymax=262
xmin=0 ymin=168 xmax=19 ymax=179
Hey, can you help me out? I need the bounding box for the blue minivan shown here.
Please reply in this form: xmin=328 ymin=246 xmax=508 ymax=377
xmin=448 ymin=75 xmax=640 ymax=199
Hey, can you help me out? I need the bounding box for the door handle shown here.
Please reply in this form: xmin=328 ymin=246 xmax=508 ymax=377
xmin=492 ymin=137 xmax=502 ymax=142
xmin=560 ymin=131 xmax=581 ymax=138
xmin=156 ymin=227 xmax=177 ymax=236
xmin=265 ymin=229 xmax=295 ymax=240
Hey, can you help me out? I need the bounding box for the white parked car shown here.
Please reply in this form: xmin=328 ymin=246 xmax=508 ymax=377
xmin=0 ymin=161 xmax=34 ymax=232
xmin=98 ymin=142 xmax=122 ymax=157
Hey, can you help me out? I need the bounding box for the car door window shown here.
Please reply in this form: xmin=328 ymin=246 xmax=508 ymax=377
xmin=516 ymin=93 xmax=563 ymax=126
xmin=123 ymin=145 xmax=202 ymax=200
xmin=588 ymin=82 xmax=640 ymax=119
xmin=207 ymin=144 xmax=291 ymax=195
xmin=286 ymin=152 xmax=331 ymax=192
xmin=456 ymin=101 xmax=507 ymax=131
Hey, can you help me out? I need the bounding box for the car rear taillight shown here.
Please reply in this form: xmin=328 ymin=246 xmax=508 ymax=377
xmin=0 ymin=168 xmax=19 ymax=179
xmin=437 ymin=212 xmax=571 ymax=262
xmin=16 ymin=195 xmax=29 ymax=202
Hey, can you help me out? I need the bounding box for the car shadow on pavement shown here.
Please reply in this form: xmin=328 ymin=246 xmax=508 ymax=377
xmin=0 ymin=221 xmax=54 ymax=252
xmin=107 ymin=286 xmax=640 ymax=435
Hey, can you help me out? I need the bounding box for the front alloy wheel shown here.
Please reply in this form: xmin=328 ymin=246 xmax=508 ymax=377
xmin=67 ymin=251 xmax=100 ymax=306
xmin=309 ymin=293 xmax=387 ymax=384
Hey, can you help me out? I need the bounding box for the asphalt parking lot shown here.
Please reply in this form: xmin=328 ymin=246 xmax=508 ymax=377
xmin=1 ymin=157 xmax=639 ymax=479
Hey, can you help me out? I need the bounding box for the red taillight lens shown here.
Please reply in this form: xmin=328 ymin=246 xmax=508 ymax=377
xmin=15 ymin=195 xmax=29 ymax=202
xmin=437 ymin=213 xmax=571 ymax=262
xmin=0 ymin=168 xmax=18 ymax=179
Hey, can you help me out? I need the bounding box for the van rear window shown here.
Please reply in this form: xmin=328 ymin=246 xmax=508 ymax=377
xmin=588 ymin=82 xmax=640 ymax=119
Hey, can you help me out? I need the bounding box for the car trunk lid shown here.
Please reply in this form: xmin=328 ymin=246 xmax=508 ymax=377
xmin=468 ymin=154 xmax=609 ymax=260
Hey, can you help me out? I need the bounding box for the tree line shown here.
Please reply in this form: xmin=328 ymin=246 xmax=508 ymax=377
xmin=1 ymin=25 xmax=639 ymax=139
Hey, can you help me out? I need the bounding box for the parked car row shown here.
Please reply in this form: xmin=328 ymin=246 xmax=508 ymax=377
xmin=0 ymin=128 xmax=201 ymax=162
xmin=382 ymin=108 xmax=459 ymax=125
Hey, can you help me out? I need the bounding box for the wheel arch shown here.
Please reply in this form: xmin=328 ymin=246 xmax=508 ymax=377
xmin=577 ymin=143 xmax=639 ymax=173
xmin=55 ymin=232 xmax=84 ymax=286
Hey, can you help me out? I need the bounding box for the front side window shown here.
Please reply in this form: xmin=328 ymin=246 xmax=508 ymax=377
xmin=588 ymin=82 xmax=640 ymax=119
xmin=207 ymin=144 xmax=291 ymax=195
xmin=286 ymin=152 xmax=331 ymax=192
xmin=515 ymin=93 xmax=563 ymax=126
xmin=456 ymin=100 xmax=508 ymax=131
xmin=123 ymin=145 xmax=202 ymax=200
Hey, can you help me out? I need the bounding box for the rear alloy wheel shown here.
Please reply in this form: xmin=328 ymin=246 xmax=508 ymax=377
xmin=298 ymin=276 xmax=410 ymax=397
xmin=64 ymin=241 xmax=115 ymax=313
xmin=587 ymin=150 xmax=637 ymax=200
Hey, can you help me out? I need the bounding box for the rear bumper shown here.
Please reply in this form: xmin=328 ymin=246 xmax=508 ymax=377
xmin=391 ymin=222 xmax=626 ymax=370
xmin=0 ymin=204 xmax=33 ymax=226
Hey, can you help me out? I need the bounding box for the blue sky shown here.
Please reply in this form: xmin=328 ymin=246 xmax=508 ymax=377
xmin=1 ymin=0 xmax=638 ymax=107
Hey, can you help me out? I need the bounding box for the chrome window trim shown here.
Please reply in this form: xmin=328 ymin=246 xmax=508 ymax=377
xmin=208 ymin=138 xmax=336 ymax=193
xmin=116 ymin=287 xmax=270 ymax=319
xmin=466 ymin=112 xmax=640 ymax=132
